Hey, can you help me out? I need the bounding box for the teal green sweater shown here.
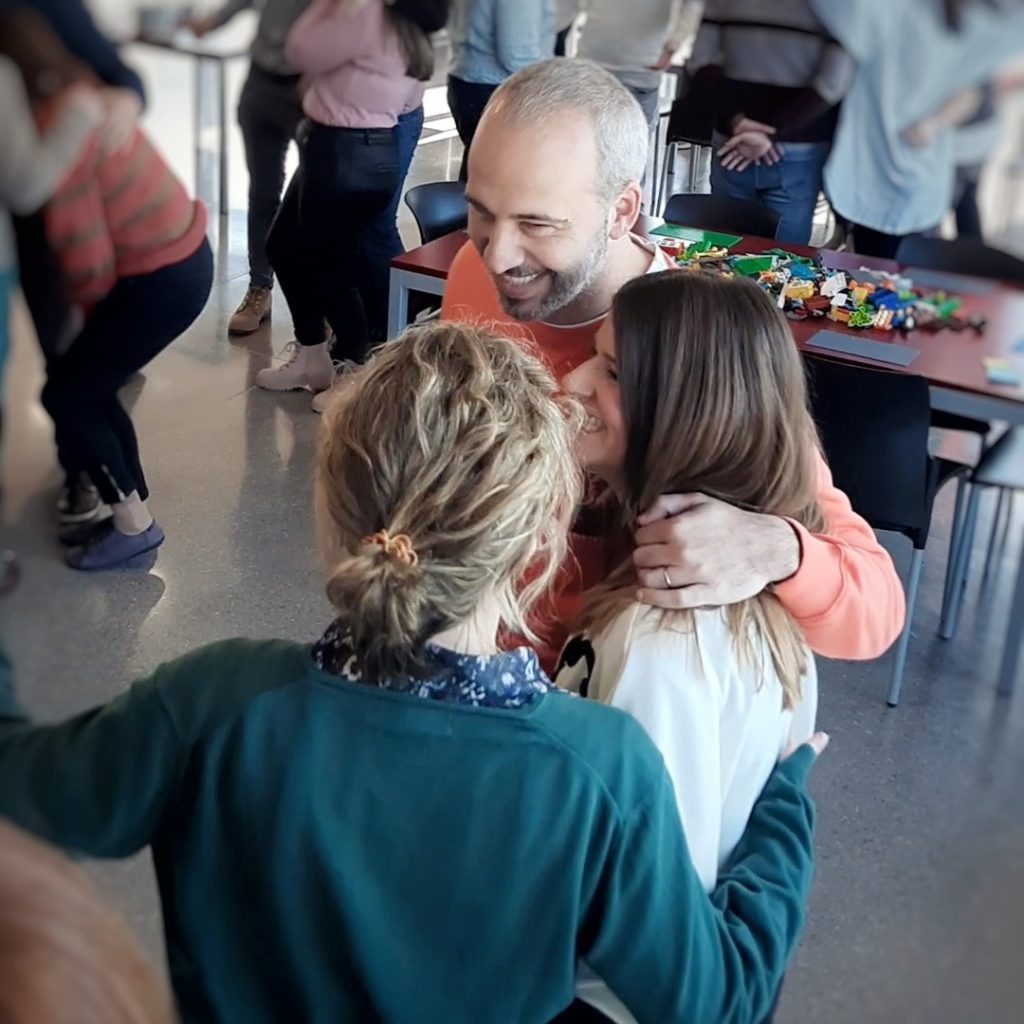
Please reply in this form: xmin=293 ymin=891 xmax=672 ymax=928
xmin=0 ymin=639 xmax=816 ymax=1023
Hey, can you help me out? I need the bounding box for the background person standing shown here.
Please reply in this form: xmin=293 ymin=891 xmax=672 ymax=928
xmin=447 ymin=0 xmax=555 ymax=182
xmin=187 ymin=1 xmax=313 ymax=336
xmin=686 ymin=0 xmax=855 ymax=245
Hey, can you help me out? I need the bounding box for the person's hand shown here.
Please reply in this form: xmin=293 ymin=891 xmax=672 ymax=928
xmin=904 ymin=118 xmax=939 ymax=148
xmin=649 ymin=44 xmax=677 ymax=71
xmin=183 ymin=14 xmax=219 ymax=38
xmin=784 ymin=731 xmax=830 ymax=760
xmin=633 ymin=493 xmax=801 ymax=610
xmin=97 ymin=87 xmax=142 ymax=153
xmin=57 ymin=82 xmax=106 ymax=128
xmin=718 ymin=130 xmax=784 ymax=171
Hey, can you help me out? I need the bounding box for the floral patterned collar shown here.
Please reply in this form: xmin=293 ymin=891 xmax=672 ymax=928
xmin=311 ymin=620 xmax=555 ymax=710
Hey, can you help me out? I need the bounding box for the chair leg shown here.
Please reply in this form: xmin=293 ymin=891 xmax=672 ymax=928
xmin=888 ymin=547 xmax=925 ymax=707
xmin=687 ymin=142 xmax=700 ymax=192
xmin=658 ymin=142 xmax=677 ymax=215
xmin=941 ymin=485 xmax=983 ymax=640
xmin=941 ymin=476 xmax=969 ymax=618
xmin=982 ymin=487 xmax=1009 ymax=584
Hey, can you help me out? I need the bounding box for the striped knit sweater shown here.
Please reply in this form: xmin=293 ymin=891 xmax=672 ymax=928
xmin=39 ymin=108 xmax=208 ymax=310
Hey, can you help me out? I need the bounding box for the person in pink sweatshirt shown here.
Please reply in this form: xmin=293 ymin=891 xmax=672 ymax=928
xmin=256 ymin=0 xmax=433 ymax=405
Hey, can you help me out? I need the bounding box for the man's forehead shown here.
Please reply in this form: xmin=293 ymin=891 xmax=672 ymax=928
xmin=477 ymin=108 xmax=598 ymax=169
xmin=468 ymin=119 xmax=600 ymax=213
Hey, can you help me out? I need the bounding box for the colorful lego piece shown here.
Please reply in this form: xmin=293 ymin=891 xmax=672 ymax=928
xmin=784 ymin=281 xmax=816 ymax=300
xmin=820 ymin=272 xmax=847 ymax=297
xmin=848 ymin=306 xmax=876 ymax=329
xmin=732 ymin=255 xmax=777 ymax=276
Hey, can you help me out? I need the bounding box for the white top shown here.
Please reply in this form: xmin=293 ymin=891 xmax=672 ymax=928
xmin=557 ymin=603 xmax=818 ymax=1024
xmin=811 ymin=0 xmax=1024 ymax=234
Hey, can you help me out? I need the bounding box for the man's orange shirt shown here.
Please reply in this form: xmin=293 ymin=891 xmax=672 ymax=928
xmin=442 ymin=240 xmax=905 ymax=669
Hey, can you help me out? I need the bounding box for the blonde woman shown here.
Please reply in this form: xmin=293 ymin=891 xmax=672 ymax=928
xmin=257 ymin=0 xmax=434 ymax=401
xmin=0 ymin=821 xmax=175 ymax=1024
xmin=558 ymin=270 xmax=821 ymax=1022
xmin=0 ymin=323 xmax=823 ymax=1023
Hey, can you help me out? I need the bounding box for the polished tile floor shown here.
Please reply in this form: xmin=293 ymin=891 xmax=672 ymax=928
xmin=2 ymin=42 xmax=1024 ymax=1024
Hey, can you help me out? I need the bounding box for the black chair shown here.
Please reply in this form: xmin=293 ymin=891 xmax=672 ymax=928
xmin=662 ymin=193 xmax=781 ymax=240
xmin=896 ymin=235 xmax=1024 ymax=285
xmin=655 ymin=77 xmax=717 ymax=211
xmin=404 ymin=181 xmax=468 ymax=245
xmin=805 ymin=356 xmax=970 ymax=705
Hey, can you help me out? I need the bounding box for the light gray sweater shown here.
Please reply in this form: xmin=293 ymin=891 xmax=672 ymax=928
xmin=576 ymin=0 xmax=700 ymax=90
xmin=0 ymin=58 xmax=101 ymax=274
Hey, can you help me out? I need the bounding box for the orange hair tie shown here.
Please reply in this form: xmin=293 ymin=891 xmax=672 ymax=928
xmin=362 ymin=530 xmax=418 ymax=567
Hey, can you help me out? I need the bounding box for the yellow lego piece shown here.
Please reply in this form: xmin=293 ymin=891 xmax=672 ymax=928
xmin=785 ymin=281 xmax=815 ymax=300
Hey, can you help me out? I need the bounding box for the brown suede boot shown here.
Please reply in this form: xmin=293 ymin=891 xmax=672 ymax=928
xmin=229 ymin=285 xmax=272 ymax=335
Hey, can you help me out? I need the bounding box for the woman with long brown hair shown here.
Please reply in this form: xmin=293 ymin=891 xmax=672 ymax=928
xmin=560 ymin=269 xmax=821 ymax=889
xmin=558 ymin=270 xmax=821 ymax=1022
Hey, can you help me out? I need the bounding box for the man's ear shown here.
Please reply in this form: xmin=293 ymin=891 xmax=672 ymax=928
xmin=609 ymin=181 xmax=644 ymax=241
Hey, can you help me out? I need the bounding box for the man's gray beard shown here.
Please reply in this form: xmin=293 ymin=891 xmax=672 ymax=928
xmin=499 ymin=232 xmax=609 ymax=323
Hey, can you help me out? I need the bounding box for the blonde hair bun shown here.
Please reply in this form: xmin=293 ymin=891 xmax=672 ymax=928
xmin=316 ymin=322 xmax=582 ymax=680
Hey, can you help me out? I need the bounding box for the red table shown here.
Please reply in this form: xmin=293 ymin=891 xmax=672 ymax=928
xmin=391 ymin=229 xmax=1024 ymax=422
xmin=389 ymin=229 xmax=1024 ymax=694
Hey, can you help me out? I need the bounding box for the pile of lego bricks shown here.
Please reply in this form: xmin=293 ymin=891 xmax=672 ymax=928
xmin=659 ymin=242 xmax=987 ymax=333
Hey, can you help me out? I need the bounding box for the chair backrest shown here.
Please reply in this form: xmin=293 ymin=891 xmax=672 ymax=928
xmin=662 ymin=193 xmax=781 ymax=240
xmin=804 ymin=356 xmax=935 ymax=544
xmin=404 ymin=181 xmax=468 ymax=245
xmin=665 ymin=90 xmax=715 ymax=147
xmin=896 ymin=235 xmax=1024 ymax=285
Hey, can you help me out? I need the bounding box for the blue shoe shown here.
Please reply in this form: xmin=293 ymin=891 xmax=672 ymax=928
xmin=66 ymin=521 xmax=165 ymax=571
xmin=58 ymin=511 xmax=114 ymax=548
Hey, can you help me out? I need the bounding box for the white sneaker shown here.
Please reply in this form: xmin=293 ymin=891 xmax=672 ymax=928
xmin=311 ymin=360 xmax=360 ymax=413
xmin=256 ymin=341 xmax=334 ymax=392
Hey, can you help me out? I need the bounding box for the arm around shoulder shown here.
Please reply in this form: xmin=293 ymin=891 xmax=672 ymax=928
xmin=580 ymin=748 xmax=817 ymax=1023
xmin=773 ymin=450 xmax=905 ymax=660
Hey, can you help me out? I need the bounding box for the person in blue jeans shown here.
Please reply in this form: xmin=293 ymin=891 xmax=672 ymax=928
xmin=685 ymin=0 xmax=855 ymax=245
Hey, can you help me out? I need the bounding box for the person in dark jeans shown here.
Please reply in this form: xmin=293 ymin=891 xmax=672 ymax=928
xmin=190 ymin=1 xmax=447 ymax=337
xmin=44 ymin=243 xmax=213 ymax=569
xmin=235 ymin=65 xmax=305 ymax=319
xmin=256 ymin=0 xmax=433 ymax=406
xmin=187 ymin=1 xmax=312 ymax=335
xmin=265 ymin=123 xmax=402 ymax=364
xmin=689 ymin=0 xmax=856 ymax=245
